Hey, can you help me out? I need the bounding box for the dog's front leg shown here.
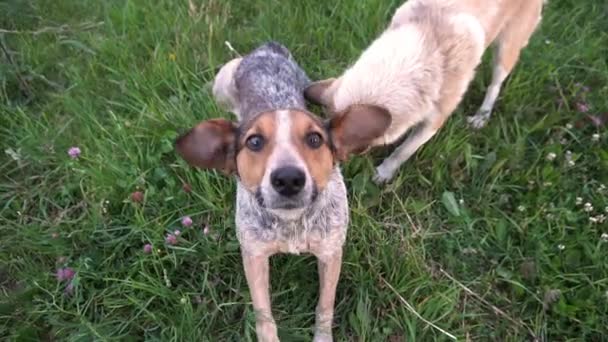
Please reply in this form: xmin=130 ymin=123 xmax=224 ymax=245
xmin=374 ymin=112 xmax=443 ymax=184
xmin=242 ymin=253 xmax=279 ymax=342
xmin=313 ymin=250 xmax=343 ymax=342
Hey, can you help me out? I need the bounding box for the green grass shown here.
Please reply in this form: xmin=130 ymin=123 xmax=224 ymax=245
xmin=1 ymin=0 xmax=607 ymax=340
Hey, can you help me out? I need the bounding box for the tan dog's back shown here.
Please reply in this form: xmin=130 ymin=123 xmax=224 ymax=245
xmin=305 ymin=0 xmax=545 ymax=183
xmin=392 ymin=0 xmax=542 ymax=47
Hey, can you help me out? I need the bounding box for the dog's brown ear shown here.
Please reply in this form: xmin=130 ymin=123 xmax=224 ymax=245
xmin=175 ymin=119 xmax=237 ymax=174
xmin=304 ymin=78 xmax=336 ymax=107
xmin=328 ymin=104 xmax=391 ymax=161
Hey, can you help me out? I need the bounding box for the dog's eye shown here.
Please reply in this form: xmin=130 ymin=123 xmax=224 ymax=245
xmin=246 ymin=135 xmax=265 ymax=152
xmin=305 ymin=132 xmax=323 ymax=149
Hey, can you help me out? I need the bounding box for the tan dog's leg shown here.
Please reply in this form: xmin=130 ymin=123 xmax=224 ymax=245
xmin=373 ymin=110 xmax=444 ymax=184
xmin=468 ymin=2 xmax=543 ymax=129
xmin=467 ymin=44 xmax=511 ymax=129
xmin=242 ymin=253 xmax=279 ymax=342
xmin=313 ymin=251 xmax=343 ymax=342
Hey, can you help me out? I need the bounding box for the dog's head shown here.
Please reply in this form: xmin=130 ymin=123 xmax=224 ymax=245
xmin=175 ymin=108 xmax=390 ymax=216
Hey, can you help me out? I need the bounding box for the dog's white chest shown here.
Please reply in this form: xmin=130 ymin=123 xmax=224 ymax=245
xmin=238 ymin=222 xmax=347 ymax=259
xmin=235 ymin=173 xmax=349 ymax=258
xmin=278 ymin=229 xmax=326 ymax=255
xmin=278 ymin=235 xmax=317 ymax=255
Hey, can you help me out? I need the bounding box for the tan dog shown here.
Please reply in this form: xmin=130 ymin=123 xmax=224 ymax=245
xmin=305 ymin=0 xmax=545 ymax=183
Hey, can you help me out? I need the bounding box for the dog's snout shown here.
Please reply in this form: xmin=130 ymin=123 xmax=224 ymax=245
xmin=271 ymin=166 xmax=306 ymax=197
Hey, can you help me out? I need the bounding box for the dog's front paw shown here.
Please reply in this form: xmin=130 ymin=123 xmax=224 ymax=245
xmin=467 ymin=110 xmax=490 ymax=129
xmin=373 ymin=164 xmax=396 ymax=184
xmin=256 ymin=321 xmax=279 ymax=342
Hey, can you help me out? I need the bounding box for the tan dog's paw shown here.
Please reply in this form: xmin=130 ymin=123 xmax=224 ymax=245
xmin=373 ymin=164 xmax=396 ymax=184
xmin=256 ymin=320 xmax=279 ymax=342
xmin=313 ymin=331 xmax=333 ymax=342
xmin=467 ymin=110 xmax=491 ymax=129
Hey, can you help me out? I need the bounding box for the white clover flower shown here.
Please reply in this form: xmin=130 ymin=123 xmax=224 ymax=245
xmin=592 ymin=133 xmax=600 ymax=142
xmin=546 ymin=152 xmax=557 ymax=161
xmin=518 ymin=205 xmax=526 ymax=212
xmin=566 ymin=123 xmax=573 ymax=129
xmin=527 ymin=182 xmax=535 ymax=190
xmin=584 ymin=203 xmax=594 ymax=212
xmin=575 ymin=197 xmax=583 ymax=205
xmin=601 ymin=233 xmax=608 ymax=242
xmin=557 ymin=244 xmax=565 ymax=250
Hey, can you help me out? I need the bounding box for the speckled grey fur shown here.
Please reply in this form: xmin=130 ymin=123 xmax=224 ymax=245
xmin=234 ymin=42 xmax=311 ymax=123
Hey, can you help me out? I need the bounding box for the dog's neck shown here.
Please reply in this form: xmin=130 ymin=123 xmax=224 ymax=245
xmin=235 ymin=167 xmax=348 ymax=233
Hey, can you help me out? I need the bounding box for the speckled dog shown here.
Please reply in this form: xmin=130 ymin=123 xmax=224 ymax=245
xmin=175 ymin=42 xmax=390 ymax=342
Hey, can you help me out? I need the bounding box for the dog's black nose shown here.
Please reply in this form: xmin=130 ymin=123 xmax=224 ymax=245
xmin=271 ymin=166 xmax=306 ymax=197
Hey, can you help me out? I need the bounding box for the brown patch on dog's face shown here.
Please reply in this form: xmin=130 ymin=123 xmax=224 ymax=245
xmin=236 ymin=112 xmax=277 ymax=190
xmin=289 ymin=110 xmax=335 ymax=190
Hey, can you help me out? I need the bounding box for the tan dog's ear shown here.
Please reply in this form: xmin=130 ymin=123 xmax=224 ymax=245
xmin=175 ymin=119 xmax=238 ymax=174
xmin=304 ymin=78 xmax=336 ymax=107
xmin=212 ymin=58 xmax=243 ymax=118
xmin=328 ymin=104 xmax=391 ymax=161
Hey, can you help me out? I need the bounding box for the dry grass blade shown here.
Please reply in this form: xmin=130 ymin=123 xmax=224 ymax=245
xmin=224 ymin=41 xmax=241 ymax=57
xmin=0 ymin=34 xmax=33 ymax=100
xmin=0 ymin=21 xmax=104 ymax=35
xmin=188 ymin=0 xmax=198 ymax=18
xmin=438 ymin=268 xmax=537 ymax=339
xmin=380 ymin=276 xmax=457 ymax=341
